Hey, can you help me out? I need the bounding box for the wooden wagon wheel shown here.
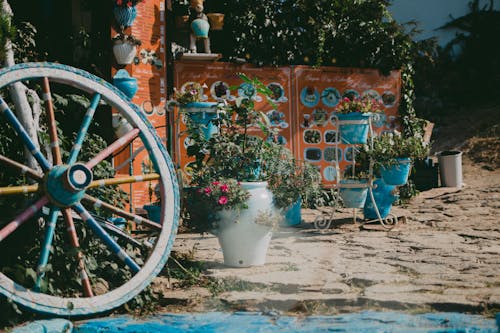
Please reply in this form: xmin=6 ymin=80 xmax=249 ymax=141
xmin=0 ymin=63 xmax=179 ymax=316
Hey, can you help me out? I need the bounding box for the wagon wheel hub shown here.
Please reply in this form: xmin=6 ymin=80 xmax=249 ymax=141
xmin=45 ymin=163 xmax=93 ymax=207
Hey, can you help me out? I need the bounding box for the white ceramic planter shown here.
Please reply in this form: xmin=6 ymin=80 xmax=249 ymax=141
xmin=214 ymin=181 xmax=279 ymax=267
xmin=113 ymin=41 xmax=137 ymax=65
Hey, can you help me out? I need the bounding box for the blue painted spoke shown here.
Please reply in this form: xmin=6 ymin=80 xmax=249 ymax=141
xmin=0 ymin=97 xmax=51 ymax=171
xmin=67 ymin=93 xmax=101 ymax=165
xmin=72 ymin=203 xmax=140 ymax=273
xmin=34 ymin=207 xmax=60 ymax=291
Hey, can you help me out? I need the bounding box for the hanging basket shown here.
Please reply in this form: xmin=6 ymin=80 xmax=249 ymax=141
xmin=113 ymin=69 xmax=138 ymax=99
xmin=112 ymin=41 xmax=137 ymax=65
xmin=336 ymin=112 xmax=371 ymax=144
xmin=113 ymin=6 xmax=138 ymax=28
xmin=381 ymin=158 xmax=412 ymax=186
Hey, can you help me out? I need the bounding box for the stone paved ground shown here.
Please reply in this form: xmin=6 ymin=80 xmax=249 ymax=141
xmin=155 ymin=157 xmax=500 ymax=316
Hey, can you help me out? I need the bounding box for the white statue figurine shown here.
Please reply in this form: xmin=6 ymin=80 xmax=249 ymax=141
xmin=188 ymin=0 xmax=211 ymax=53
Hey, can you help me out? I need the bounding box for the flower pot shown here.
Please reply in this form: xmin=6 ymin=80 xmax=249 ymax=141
xmin=214 ymin=181 xmax=279 ymax=267
xmin=281 ymin=198 xmax=301 ymax=227
xmin=113 ymin=69 xmax=138 ymax=99
xmin=336 ymin=112 xmax=371 ymax=144
xmin=339 ymin=179 xmax=368 ymax=208
xmin=363 ymin=178 xmax=397 ymax=219
xmin=191 ymin=18 xmax=210 ymax=38
xmin=381 ymin=158 xmax=412 ymax=186
xmin=207 ymin=13 xmax=224 ymax=30
xmin=143 ymin=204 xmax=161 ymax=223
xmin=181 ymin=102 xmax=218 ymax=139
xmin=113 ymin=41 xmax=137 ymax=65
xmin=113 ymin=6 xmax=138 ymax=27
xmin=437 ymin=150 xmax=462 ymax=188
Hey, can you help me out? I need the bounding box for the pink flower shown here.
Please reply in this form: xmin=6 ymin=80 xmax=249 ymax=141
xmin=117 ymin=0 xmax=123 ymax=5
xmin=127 ymin=1 xmax=133 ymax=7
xmin=220 ymin=184 xmax=229 ymax=193
xmin=343 ymin=97 xmax=350 ymax=102
xmin=204 ymin=187 xmax=212 ymax=194
xmin=218 ymin=196 xmax=228 ymax=205
xmin=212 ymin=181 xmax=220 ymax=186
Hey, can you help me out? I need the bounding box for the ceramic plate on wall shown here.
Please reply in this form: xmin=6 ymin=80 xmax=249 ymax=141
xmin=304 ymin=129 xmax=322 ymax=144
xmin=362 ymin=89 xmax=382 ymax=102
xmin=267 ymin=82 xmax=288 ymax=103
xmin=381 ymin=91 xmax=396 ymax=107
xmin=312 ymin=108 xmax=328 ymax=127
xmin=323 ymin=166 xmax=337 ymax=182
xmin=300 ymin=86 xmax=319 ymax=108
xmin=342 ymin=89 xmax=360 ymax=101
xmin=304 ymin=147 xmax=322 ymax=162
xmin=238 ymin=82 xmax=262 ymax=102
xmin=321 ymin=87 xmax=340 ymax=107
xmin=181 ymin=81 xmax=208 ymax=101
xmin=324 ymin=147 xmax=342 ymax=162
xmin=210 ymin=81 xmax=234 ymax=100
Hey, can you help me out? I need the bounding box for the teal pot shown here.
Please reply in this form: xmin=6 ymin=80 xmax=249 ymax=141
xmin=143 ymin=204 xmax=161 ymax=223
xmin=381 ymin=158 xmax=412 ymax=186
xmin=113 ymin=5 xmax=137 ymax=27
xmin=214 ymin=181 xmax=280 ymax=267
xmin=182 ymin=102 xmax=218 ymax=139
xmin=281 ymin=198 xmax=301 ymax=227
xmin=191 ymin=18 xmax=210 ymax=38
xmin=363 ymin=178 xmax=397 ymax=219
xmin=339 ymin=179 xmax=368 ymax=208
xmin=113 ymin=70 xmax=138 ymax=99
xmin=108 ymin=217 xmax=127 ymax=230
xmin=336 ymin=112 xmax=371 ymax=144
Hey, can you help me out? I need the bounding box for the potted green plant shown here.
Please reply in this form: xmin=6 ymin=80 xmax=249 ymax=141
xmin=183 ymin=74 xmax=320 ymax=266
xmin=112 ymin=33 xmax=141 ymax=65
xmin=334 ymin=96 xmax=383 ymax=144
xmin=362 ymin=132 xmax=430 ymax=186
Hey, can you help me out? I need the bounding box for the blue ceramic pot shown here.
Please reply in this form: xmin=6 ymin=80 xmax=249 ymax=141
xmin=113 ymin=69 xmax=138 ymax=99
xmin=191 ymin=18 xmax=210 ymax=38
xmin=336 ymin=112 xmax=371 ymax=144
xmin=381 ymin=158 xmax=412 ymax=186
xmin=182 ymin=102 xmax=218 ymax=139
xmin=281 ymin=198 xmax=301 ymax=227
xmin=363 ymin=178 xmax=397 ymax=219
xmin=143 ymin=205 xmax=161 ymax=223
xmin=339 ymin=179 xmax=368 ymax=208
xmin=113 ymin=6 xmax=137 ymax=27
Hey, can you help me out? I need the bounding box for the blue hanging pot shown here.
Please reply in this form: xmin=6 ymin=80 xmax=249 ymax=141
xmin=336 ymin=112 xmax=371 ymax=144
xmin=191 ymin=18 xmax=210 ymax=38
xmin=113 ymin=69 xmax=138 ymax=99
xmin=113 ymin=5 xmax=138 ymax=27
xmin=381 ymin=158 xmax=412 ymax=186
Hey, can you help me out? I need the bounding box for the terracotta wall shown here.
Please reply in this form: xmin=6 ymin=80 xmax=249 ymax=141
xmin=112 ymin=0 xmax=167 ymax=211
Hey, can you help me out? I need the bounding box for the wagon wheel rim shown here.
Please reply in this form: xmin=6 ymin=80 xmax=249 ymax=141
xmin=0 ymin=63 xmax=179 ymax=316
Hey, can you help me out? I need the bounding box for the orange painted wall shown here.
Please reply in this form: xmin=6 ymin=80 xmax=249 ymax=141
xmin=112 ymin=0 xmax=167 ymax=211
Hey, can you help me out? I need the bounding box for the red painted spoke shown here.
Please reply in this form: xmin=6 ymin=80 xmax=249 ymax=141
xmin=0 ymin=196 xmax=49 ymax=242
xmin=84 ymin=195 xmax=162 ymax=230
xmin=0 ymin=154 xmax=43 ymax=181
xmin=42 ymin=77 xmax=62 ymax=165
xmin=85 ymin=128 xmax=139 ymax=169
xmin=61 ymin=208 xmax=93 ymax=297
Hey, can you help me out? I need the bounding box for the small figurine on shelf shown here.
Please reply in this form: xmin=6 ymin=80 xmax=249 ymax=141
xmin=188 ymin=0 xmax=211 ymax=53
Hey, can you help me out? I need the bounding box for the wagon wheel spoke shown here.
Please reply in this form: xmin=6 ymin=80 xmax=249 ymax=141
xmin=67 ymin=93 xmax=101 ymax=165
xmin=84 ymin=194 xmax=161 ymax=230
xmin=0 ymin=154 xmax=43 ymax=181
xmin=0 ymin=196 xmax=49 ymax=242
xmin=42 ymin=78 xmax=62 ymax=166
xmin=61 ymin=208 xmax=93 ymax=297
xmin=0 ymin=184 xmax=39 ymax=196
xmin=72 ymin=203 xmax=141 ymax=273
xmin=85 ymin=128 xmax=139 ymax=169
xmin=34 ymin=206 xmax=59 ymax=291
xmin=0 ymin=97 xmax=51 ymax=171
xmin=88 ymin=173 xmax=160 ymax=189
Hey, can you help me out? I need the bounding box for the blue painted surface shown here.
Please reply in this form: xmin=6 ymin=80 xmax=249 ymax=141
xmin=364 ymin=178 xmax=397 ymax=219
xmin=191 ymin=18 xmax=210 ymax=38
xmin=339 ymin=179 xmax=368 ymax=208
xmin=113 ymin=6 xmax=137 ymax=27
xmin=381 ymin=158 xmax=412 ymax=186
xmin=75 ymin=312 xmax=498 ymax=333
xmin=12 ymin=319 xmax=72 ymax=333
xmin=113 ymin=69 xmax=138 ymax=99
xmin=282 ymin=198 xmax=301 ymax=226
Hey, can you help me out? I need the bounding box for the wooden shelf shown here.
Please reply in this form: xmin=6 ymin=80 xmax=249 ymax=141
xmin=179 ymin=53 xmax=222 ymax=61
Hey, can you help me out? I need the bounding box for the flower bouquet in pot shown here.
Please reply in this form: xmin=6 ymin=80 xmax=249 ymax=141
xmin=362 ymin=131 xmax=430 ymax=186
xmin=182 ymin=74 xmax=320 ymax=266
xmin=112 ymin=0 xmax=144 ymax=28
xmin=334 ymin=96 xmax=383 ymax=144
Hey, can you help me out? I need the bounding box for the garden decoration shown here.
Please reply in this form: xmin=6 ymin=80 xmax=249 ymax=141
xmin=112 ymin=0 xmax=143 ymax=28
xmin=333 ymin=96 xmax=383 ymax=144
xmin=0 ymin=63 xmax=179 ymax=316
xmin=113 ymin=69 xmax=138 ymax=98
xmin=112 ymin=33 xmax=141 ymax=65
xmin=188 ymin=0 xmax=211 ymax=53
xmin=313 ymin=116 xmax=400 ymax=231
xmin=183 ymin=74 xmax=321 ymax=266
